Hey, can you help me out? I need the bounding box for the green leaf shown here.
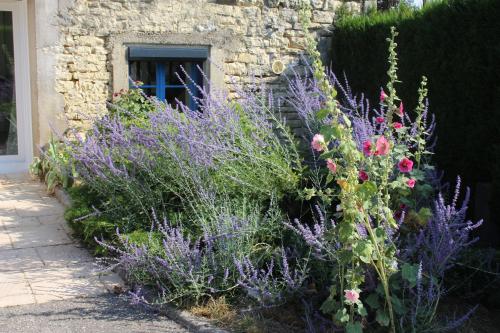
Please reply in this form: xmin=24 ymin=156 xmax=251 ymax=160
xmin=342 ymin=114 xmax=352 ymax=127
xmin=346 ymin=322 xmax=363 ymax=333
xmin=376 ymin=309 xmax=390 ymax=326
xmin=316 ymin=108 xmax=330 ymax=121
xmin=358 ymin=181 xmax=377 ymax=201
xmin=320 ymin=150 xmax=335 ymax=159
xmin=320 ymin=296 xmax=338 ymax=315
xmin=302 ymin=188 xmax=316 ymax=201
xmin=338 ymin=222 xmax=356 ymax=242
xmin=335 ymin=308 xmax=349 ymax=323
xmin=320 ymin=125 xmax=341 ymax=141
xmin=354 ymin=240 xmax=373 ymax=264
xmin=365 ymin=292 xmax=380 ymax=309
xmin=391 ymin=295 xmax=405 ymax=315
xmin=374 ymin=227 xmax=387 ymax=242
xmin=326 ymin=173 xmax=334 ymax=185
xmin=401 ymin=263 xmax=419 ymax=288
xmin=357 ymin=303 xmax=368 ymax=317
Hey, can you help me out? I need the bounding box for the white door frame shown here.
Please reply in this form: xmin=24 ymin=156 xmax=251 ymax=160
xmin=0 ymin=0 xmax=33 ymax=174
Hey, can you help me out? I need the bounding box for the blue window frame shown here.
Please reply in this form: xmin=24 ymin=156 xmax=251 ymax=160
xmin=128 ymin=46 xmax=208 ymax=111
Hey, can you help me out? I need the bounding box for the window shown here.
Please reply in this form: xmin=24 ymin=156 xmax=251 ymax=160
xmin=128 ymin=46 xmax=208 ymax=110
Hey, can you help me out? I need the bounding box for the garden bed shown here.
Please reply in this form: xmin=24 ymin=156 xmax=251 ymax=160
xmin=32 ymin=6 xmax=499 ymax=332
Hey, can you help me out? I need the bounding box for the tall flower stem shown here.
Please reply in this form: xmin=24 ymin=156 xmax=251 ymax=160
xmin=364 ymin=215 xmax=396 ymax=332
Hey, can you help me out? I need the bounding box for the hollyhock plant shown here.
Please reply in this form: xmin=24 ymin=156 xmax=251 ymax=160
xmin=287 ymin=11 xmax=463 ymax=330
xmin=380 ymin=90 xmax=388 ymax=103
xmin=363 ymin=140 xmax=373 ymax=156
xmin=375 ymin=136 xmax=390 ymax=156
xmin=359 ymin=170 xmax=369 ymax=182
xmin=326 ymin=159 xmax=337 ymax=174
xmin=344 ymin=290 xmax=360 ymax=304
xmin=399 ymin=157 xmax=414 ymax=173
xmin=397 ymin=101 xmax=404 ymax=117
xmin=311 ymin=134 xmax=325 ymax=152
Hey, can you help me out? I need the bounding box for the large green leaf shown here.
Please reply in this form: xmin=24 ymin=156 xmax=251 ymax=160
xmin=376 ymin=308 xmax=390 ymax=326
xmin=401 ymin=263 xmax=419 ymax=288
xmin=346 ymin=322 xmax=363 ymax=333
xmin=354 ymin=240 xmax=373 ymax=264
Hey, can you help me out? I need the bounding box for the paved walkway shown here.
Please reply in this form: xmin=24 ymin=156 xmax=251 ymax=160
xmin=0 ymin=173 xmax=123 ymax=307
xmin=0 ymin=173 xmax=192 ymax=332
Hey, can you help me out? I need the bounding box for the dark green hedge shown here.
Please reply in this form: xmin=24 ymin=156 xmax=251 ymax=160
xmin=331 ymin=0 xmax=500 ymax=241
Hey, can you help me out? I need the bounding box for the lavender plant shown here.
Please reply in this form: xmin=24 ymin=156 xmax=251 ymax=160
xmin=400 ymin=177 xmax=483 ymax=279
xmin=68 ymin=69 xmax=305 ymax=306
xmin=98 ymin=203 xmax=304 ymax=305
xmin=68 ymin=77 xmax=301 ymax=233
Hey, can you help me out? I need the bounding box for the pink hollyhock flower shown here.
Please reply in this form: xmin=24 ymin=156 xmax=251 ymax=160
xmin=398 ymin=157 xmax=414 ymax=173
xmin=359 ymin=170 xmax=369 ymax=182
xmin=407 ymin=178 xmax=416 ymax=188
xmin=375 ymin=116 xmax=385 ymax=124
xmin=397 ymin=101 xmax=404 ymax=117
xmin=380 ymin=90 xmax=388 ymax=103
xmin=363 ymin=140 xmax=372 ymax=156
xmin=311 ymin=134 xmax=325 ymax=152
xmin=393 ymin=122 xmax=403 ymax=129
xmin=344 ymin=290 xmax=360 ymax=303
xmin=375 ymin=136 xmax=390 ymax=156
xmin=326 ymin=159 xmax=337 ymax=173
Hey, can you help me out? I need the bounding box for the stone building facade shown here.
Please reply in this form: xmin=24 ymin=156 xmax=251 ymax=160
xmin=0 ymin=0 xmax=366 ymax=173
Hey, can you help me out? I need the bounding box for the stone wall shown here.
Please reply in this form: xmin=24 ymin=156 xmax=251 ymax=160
xmin=52 ymin=0 xmax=362 ymax=132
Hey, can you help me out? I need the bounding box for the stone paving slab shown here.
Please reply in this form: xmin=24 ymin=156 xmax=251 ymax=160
xmin=0 ymin=173 xmax=124 ymax=308
xmin=0 ymin=248 xmax=44 ymax=271
xmin=9 ymin=224 xmax=73 ymax=249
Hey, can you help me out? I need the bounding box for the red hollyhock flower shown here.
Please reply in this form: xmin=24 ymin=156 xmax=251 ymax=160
xmin=397 ymin=101 xmax=404 ymax=117
xmin=398 ymin=158 xmax=414 ymax=173
xmin=359 ymin=170 xmax=369 ymax=182
xmin=363 ymin=140 xmax=372 ymax=156
xmin=326 ymin=159 xmax=337 ymax=174
xmin=380 ymin=90 xmax=388 ymax=103
xmin=375 ymin=136 xmax=390 ymax=156
xmin=407 ymin=178 xmax=416 ymax=188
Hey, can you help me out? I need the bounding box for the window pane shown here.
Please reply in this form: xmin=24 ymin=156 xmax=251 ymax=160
xmin=166 ymin=88 xmax=187 ymax=109
xmin=129 ymin=61 xmax=156 ymax=85
xmin=140 ymin=87 xmax=157 ymax=98
xmin=0 ymin=11 xmax=17 ymax=156
xmin=169 ymin=61 xmax=186 ymax=85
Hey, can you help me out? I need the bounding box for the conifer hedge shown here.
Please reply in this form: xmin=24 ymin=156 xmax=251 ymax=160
xmin=331 ymin=0 xmax=500 ymax=240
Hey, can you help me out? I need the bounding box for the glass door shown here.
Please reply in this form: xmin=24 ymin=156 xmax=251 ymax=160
xmin=0 ymin=1 xmax=32 ymax=173
xmin=0 ymin=10 xmax=17 ymax=156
